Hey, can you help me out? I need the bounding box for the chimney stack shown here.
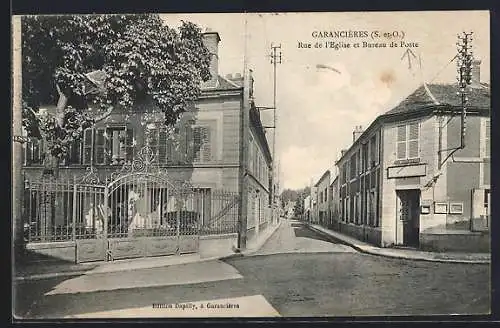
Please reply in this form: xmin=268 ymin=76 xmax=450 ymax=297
xmin=353 ymin=125 xmax=364 ymax=143
xmin=202 ymin=29 xmax=221 ymax=88
xmin=471 ymin=58 xmax=482 ymax=88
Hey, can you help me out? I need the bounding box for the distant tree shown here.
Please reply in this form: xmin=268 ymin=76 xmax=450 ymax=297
xmin=22 ymin=14 xmax=211 ymax=176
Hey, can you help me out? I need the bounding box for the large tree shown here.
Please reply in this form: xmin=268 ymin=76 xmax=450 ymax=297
xmin=21 ymin=14 xmax=211 ymax=174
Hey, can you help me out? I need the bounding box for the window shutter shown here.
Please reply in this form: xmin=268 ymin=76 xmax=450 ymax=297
xmin=396 ymin=125 xmax=407 ymax=159
xmin=83 ymin=129 xmax=92 ymax=164
xmin=95 ymin=128 xmax=106 ymax=164
xmin=249 ymin=137 xmax=254 ymax=172
xmin=485 ymin=119 xmax=490 ymax=158
xmin=125 ymin=128 xmax=134 ymax=161
xmin=193 ymin=127 xmax=202 ymax=162
xmin=185 ymin=124 xmax=194 ymax=162
xmin=201 ymin=126 xmax=211 ymax=162
xmin=408 ymin=123 xmax=419 ymax=159
xmin=158 ymin=129 xmax=168 ymax=163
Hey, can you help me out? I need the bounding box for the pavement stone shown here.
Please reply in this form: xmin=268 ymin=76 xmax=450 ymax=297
xmin=306 ymin=222 xmax=491 ymax=264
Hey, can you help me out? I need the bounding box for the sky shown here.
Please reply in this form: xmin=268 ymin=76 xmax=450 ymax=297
xmin=160 ymin=11 xmax=490 ymax=191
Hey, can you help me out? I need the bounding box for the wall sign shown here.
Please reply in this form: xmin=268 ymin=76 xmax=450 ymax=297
xmin=387 ymin=164 xmax=427 ymax=179
xmin=449 ymin=202 xmax=464 ymax=214
xmin=434 ymin=202 xmax=448 ymax=214
xmin=421 ymin=205 xmax=431 ymax=214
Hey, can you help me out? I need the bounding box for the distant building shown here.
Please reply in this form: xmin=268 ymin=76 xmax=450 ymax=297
xmin=314 ymin=170 xmax=331 ymax=226
xmin=303 ymin=195 xmax=311 ymax=221
xmin=328 ymin=176 xmax=340 ymax=230
xmin=335 ymin=60 xmax=490 ymax=252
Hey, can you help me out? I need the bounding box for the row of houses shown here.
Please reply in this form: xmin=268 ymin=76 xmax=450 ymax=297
xmin=20 ymin=29 xmax=278 ymax=263
xmin=303 ymin=60 xmax=490 ymax=253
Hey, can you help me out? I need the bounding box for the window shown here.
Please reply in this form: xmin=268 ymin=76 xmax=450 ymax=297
xmin=83 ymin=128 xmax=93 ymax=164
xmin=65 ymin=140 xmax=82 ymax=165
xmin=362 ymin=143 xmax=368 ymax=172
xmin=94 ymin=128 xmax=107 ymax=164
xmin=249 ymin=137 xmax=254 ymax=172
xmin=485 ymin=119 xmax=490 ymax=158
xmin=81 ymin=127 xmax=134 ymax=165
xmin=350 ymin=154 xmax=357 ymax=179
xmin=253 ymin=144 xmax=258 ymax=176
xmin=193 ymin=126 xmax=212 ymax=162
xmin=358 ymin=149 xmax=362 ymax=175
xmin=397 ymin=123 xmax=419 ymax=160
xmin=107 ymin=127 xmax=134 ymax=165
xmin=370 ymin=134 xmax=379 ymax=166
xmin=24 ymin=138 xmax=44 ymax=165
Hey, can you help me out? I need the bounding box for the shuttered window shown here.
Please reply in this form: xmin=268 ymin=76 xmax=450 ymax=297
xmin=66 ymin=140 xmax=82 ymax=164
xmin=396 ymin=123 xmax=420 ymax=160
xmin=95 ymin=128 xmax=107 ymax=164
xmin=248 ymin=136 xmax=254 ymax=172
xmin=485 ymin=119 xmax=490 ymax=158
xmin=83 ymin=128 xmax=93 ymax=164
xmin=24 ymin=138 xmax=44 ymax=165
xmin=81 ymin=127 xmax=134 ymax=165
xmin=350 ymin=154 xmax=357 ymax=179
xmin=193 ymin=125 xmax=212 ymax=163
xmin=158 ymin=129 xmax=168 ymax=163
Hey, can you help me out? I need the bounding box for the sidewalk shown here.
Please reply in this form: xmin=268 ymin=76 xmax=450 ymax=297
xmin=306 ymin=223 xmax=490 ymax=264
xmin=14 ymin=220 xmax=283 ymax=282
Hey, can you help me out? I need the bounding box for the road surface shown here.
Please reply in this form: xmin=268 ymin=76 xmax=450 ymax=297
xmin=14 ymin=219 xmax=490 ymax=318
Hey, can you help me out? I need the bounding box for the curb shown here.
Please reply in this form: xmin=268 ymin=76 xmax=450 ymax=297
xmin=306 ymin=224 xmax=490 ymax=265
xmin=242 ymin=219 xmax=283 ymax=257
xmin=15 ymin=221 xmax=283 ymax=282
xmin=14 ymin=253 xmax=236 ymax=283
xmin=223 ymin=219 xmax=283 ymax=258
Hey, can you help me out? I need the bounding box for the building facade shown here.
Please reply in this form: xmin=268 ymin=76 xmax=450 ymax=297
xmin=328 ymin=176 xmax=340 ymax=230
xmin=335 ymin=62 xmax=490 ymax=252
xmin=314 ymin=170 xmax=331 ymax=226
xmin=303 ymin=195 xmax=311 ymax=221
xmin=21 ymin=30 xmax=274 ymax=261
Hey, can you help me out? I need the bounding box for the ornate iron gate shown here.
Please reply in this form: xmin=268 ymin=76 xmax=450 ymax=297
xmin=24 ymin=147 xmax=238 ymax=263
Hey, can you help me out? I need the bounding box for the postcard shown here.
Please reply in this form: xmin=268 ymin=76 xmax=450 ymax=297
xmin=12 ymin=10 xmax=491 ymax=319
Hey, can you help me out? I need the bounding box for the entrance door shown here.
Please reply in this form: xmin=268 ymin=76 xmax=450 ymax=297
xmin=397 ymin=190 xmax=420 ymax=247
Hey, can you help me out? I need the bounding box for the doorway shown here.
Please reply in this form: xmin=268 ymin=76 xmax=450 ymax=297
xmin=396 ymin=189 xmax=420 ymax=247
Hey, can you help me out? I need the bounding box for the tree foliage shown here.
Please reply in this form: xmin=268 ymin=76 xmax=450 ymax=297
xmin=22 ymin=14 xmax=211 ymax=159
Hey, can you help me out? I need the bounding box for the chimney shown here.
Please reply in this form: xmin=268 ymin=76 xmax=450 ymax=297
xmin=202 ymin=29 xmax=221 ymax=88
xmin=471 ymin=58 xmax=482 ymax=88
xmin=353 ymin=125 xmax=364 ymax=143
xmin=340 ymin=149 xmax=347 ymax=157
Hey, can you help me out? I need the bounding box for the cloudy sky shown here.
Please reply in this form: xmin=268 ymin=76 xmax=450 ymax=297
xmin=161 ymin=11 xmax=490 ymax=190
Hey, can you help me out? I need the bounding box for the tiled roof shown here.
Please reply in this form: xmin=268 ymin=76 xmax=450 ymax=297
xmin=385 ymin=83 xmax=491 ymax=115
xmin=335 ymin=82 xmax=490 ymax=166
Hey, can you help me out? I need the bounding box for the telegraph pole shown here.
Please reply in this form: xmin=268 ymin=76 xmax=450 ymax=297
xmin=270 ymin=43 xmax=281 ymax=223
xmin=457 ymin=31 xmax=473 ymax=149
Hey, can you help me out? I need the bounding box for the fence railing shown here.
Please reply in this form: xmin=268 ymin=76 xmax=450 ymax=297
xmin=23 ymin=176 xmax=239 ymax=243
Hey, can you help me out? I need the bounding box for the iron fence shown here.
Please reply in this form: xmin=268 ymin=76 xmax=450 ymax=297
xmin=23 ymin=175 xmax=240 ymax=244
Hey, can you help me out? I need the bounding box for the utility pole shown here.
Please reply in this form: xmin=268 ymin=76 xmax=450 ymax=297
xmin=270 ymin=43 xmax=282 ymax=223
xmin=457 ymin=31 xmax=473 ymax=149
xmin=12 ymin=16 xmax=24 ymax=258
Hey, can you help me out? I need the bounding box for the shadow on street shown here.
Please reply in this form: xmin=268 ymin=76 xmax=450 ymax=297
xmin=292 ymin=223 xmax=338 ymax=244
